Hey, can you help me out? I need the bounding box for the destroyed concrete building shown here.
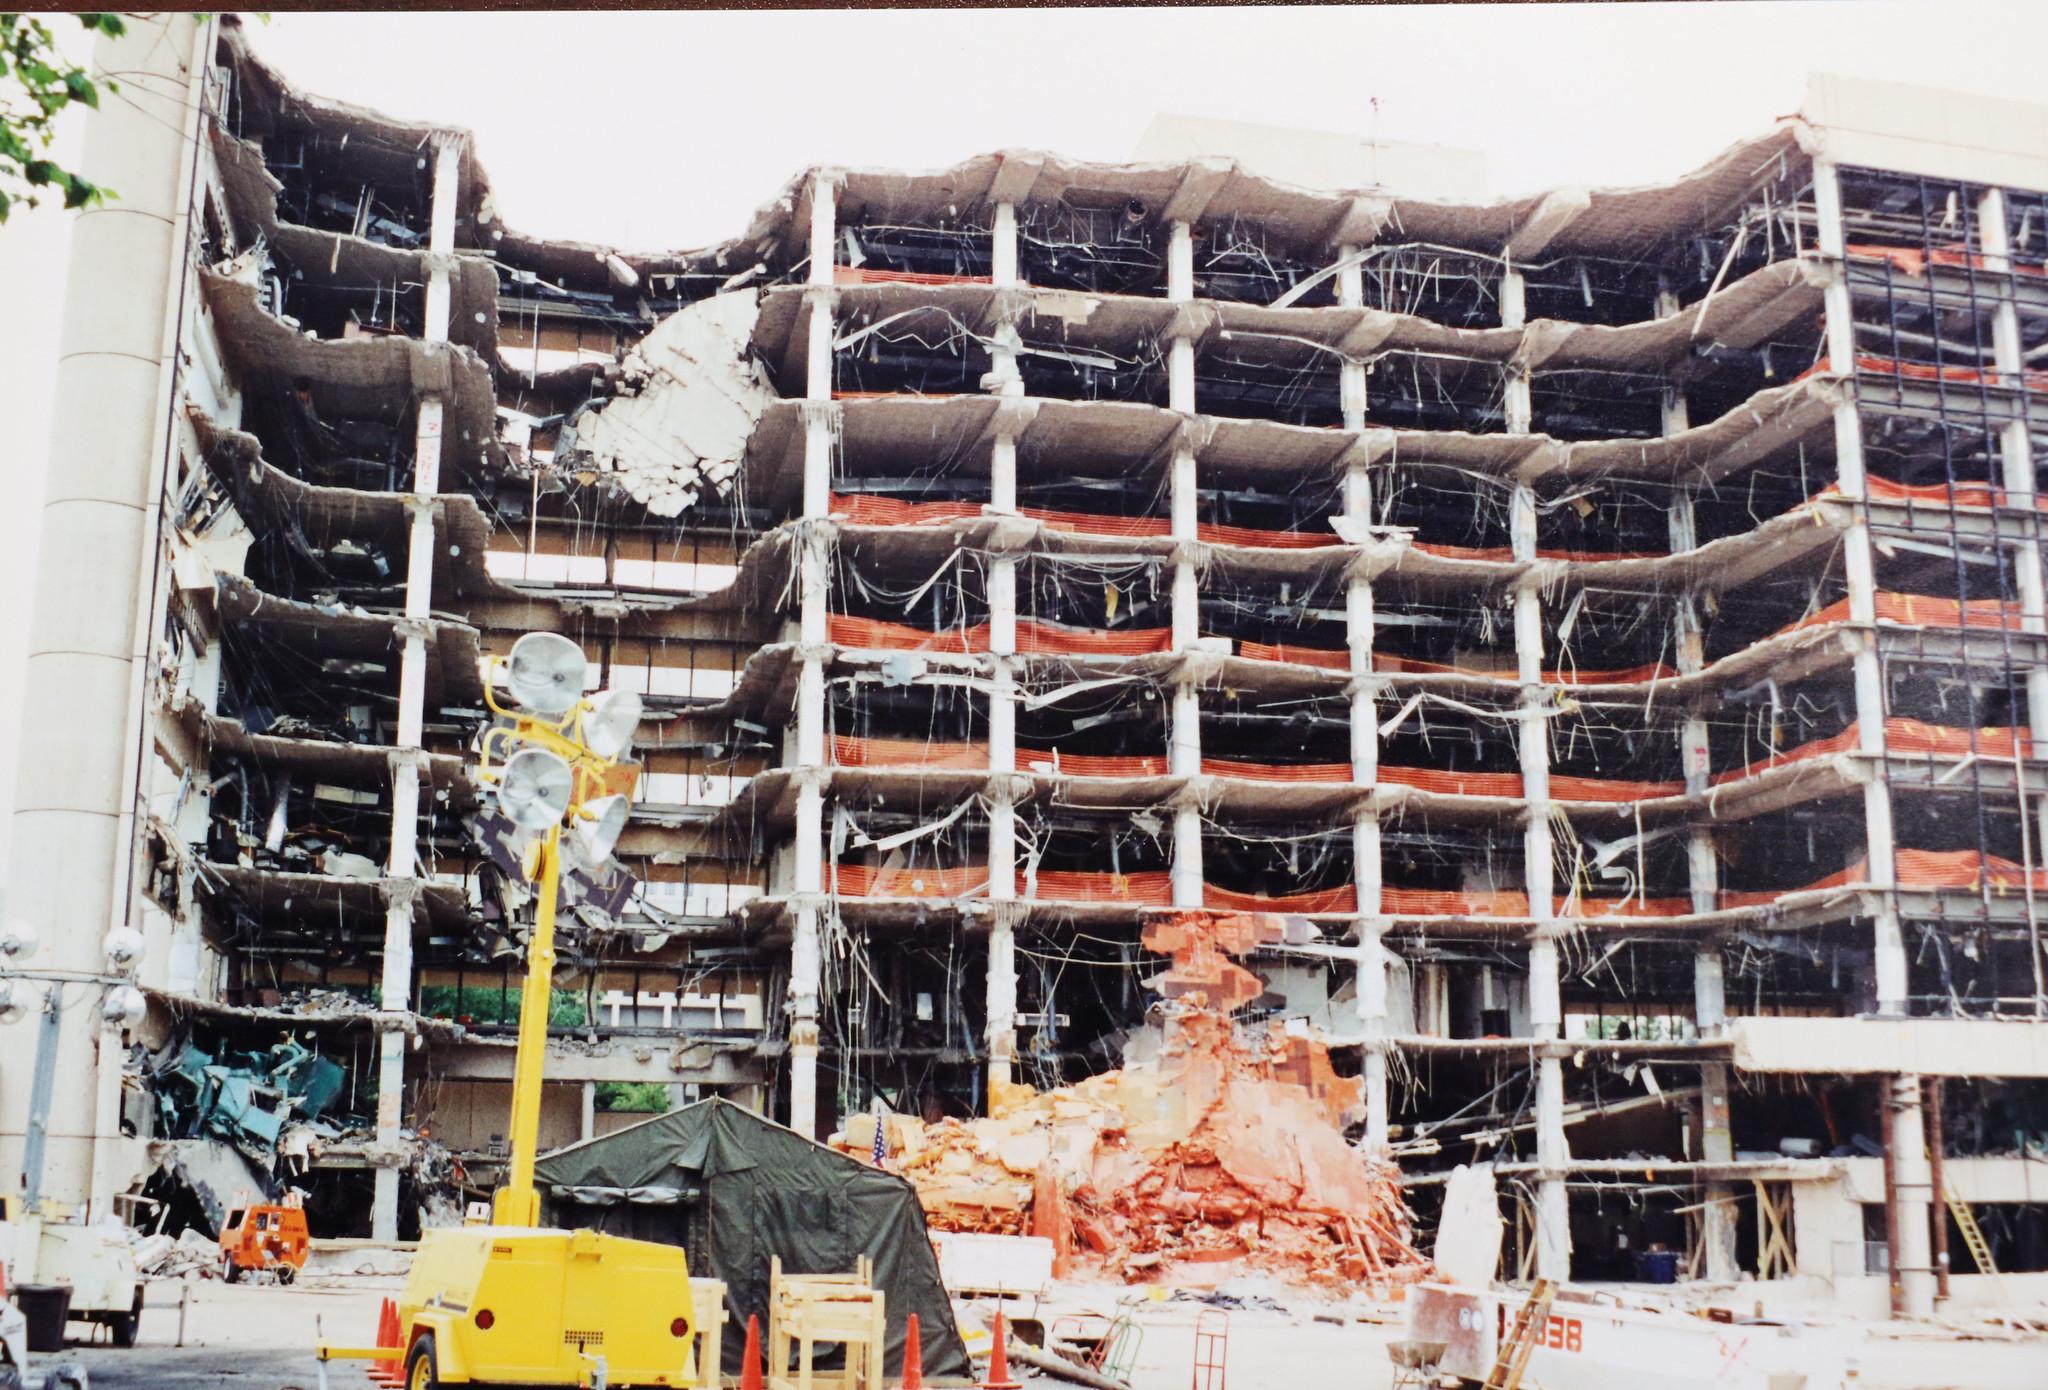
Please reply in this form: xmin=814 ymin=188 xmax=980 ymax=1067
xmin=5 ymin=12 xmax=2048 ymax=1317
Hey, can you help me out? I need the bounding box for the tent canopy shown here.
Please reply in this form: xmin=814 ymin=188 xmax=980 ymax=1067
xmin=535 ymin=1098 xmax=970 ymax=1382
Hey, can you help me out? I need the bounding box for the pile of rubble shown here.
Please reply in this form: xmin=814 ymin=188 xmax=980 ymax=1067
xmin=839 ymin=912 xmax=1428 ymax=1289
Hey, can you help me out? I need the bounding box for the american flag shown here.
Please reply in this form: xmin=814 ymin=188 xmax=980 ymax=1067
xmin=871 ymin=1098 xmax=887 ymax=1168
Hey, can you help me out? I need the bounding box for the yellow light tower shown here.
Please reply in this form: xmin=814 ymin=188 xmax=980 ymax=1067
xmin=475 ymin=631 xmax=643 ymax=1225
xmin=318 ymin=633 xmax=707 ymax=1390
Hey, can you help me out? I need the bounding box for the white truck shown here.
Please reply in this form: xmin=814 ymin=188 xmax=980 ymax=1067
xmin=0 ymin=1207 xmax=143 ymax=1350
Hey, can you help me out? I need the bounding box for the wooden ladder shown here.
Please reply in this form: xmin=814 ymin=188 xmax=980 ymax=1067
xmin=1482 ymin=1279 xmax=1555 ymax=1390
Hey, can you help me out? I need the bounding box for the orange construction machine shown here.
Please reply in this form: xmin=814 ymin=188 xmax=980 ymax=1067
xmin=219 ymin=1202 xmax=310 ymax=1284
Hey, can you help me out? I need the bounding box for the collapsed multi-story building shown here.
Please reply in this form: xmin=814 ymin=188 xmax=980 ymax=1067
xmin=4 ymin=12 xmax=2047 ymax=1317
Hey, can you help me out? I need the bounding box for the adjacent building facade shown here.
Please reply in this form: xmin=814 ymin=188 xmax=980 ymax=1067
xmin=5 ymin=14 xmax=2047 ymax=1315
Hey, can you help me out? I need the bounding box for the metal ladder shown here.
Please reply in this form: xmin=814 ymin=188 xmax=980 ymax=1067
xmin=1483 ymin=1279 xmax=1556 ymax=1390
xmin=1947 ymin=1183 xmax=2004 ymax=1295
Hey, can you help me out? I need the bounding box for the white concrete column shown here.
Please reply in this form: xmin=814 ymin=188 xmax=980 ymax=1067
xmin=1162 ymin=233 xmax=1205 ymax=906
xmin=991 ymin=426 xmax=1018 ymax=514
xmin=0 ymin=12 xmax=210 ymax=1216
xmin=1501 ymin=266 xmax=1532 ymax=434
xmin=788 ymin=902 xmax=822 ymax=1139
xmin=992 ymin=201 xmax=1019 ymax=289
xmin=1662 ymin=349 xmax=1738 ymax=1279
xmin=1980 ymin=189 xmax=2048 ymax=924
xmin=1344 ymin=450 xmax=1388 ymax=1148
xmin=1815 ymin=158 xmax=1908 ymax=1012
xmin=1503 ymin=258 xmax=1567 ymax=1278
xmin=808 ymin=170 xmax=838 ymax=288
xmin=370 ymin=127 xmax=463 ymax=1240
xmin=985 ymin=804 xmax=1018 ymax=1098
xmin=1889 ymin=1074 xmax=1937 ymax=1318
xmin=986 ymin=495 xmax=1021 ymax=1096
xmin=1338 ymin=245 xmax=1368 ymax=431
xmin=580 ymin=1081 xmax=597 ymax=1142
xmin=989 ymin=664 xmax=1017 ymax=776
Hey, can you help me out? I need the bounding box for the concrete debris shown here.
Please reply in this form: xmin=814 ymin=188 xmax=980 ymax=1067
xmin=840 ymin=912 xmax=1427 ymax=1290
xmin=134 ymin=1227 xmax=226 ymax=1279
xmin=555 ymin=290 xmax=776 ymax=515
xmin=1430 ymin=1165 xmax=1504 ymax=1288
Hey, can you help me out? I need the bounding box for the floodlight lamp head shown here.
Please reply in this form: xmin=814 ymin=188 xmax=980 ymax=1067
xmin=497 ymin=748 xmax=575 ymax=833
xmin=103 ymin=926 xmax=145 ymax=975
xmin=0 ymin=978 xmax=28 ymax=1025
xmin=572 ymin=795 xmax=630 ymax=866
xmin=0 ymin=919 xmax=38 ymax=960
xmin=102 ymin=984 xmax=146 ymax=1031
xmin=505 ymin=632 xmax=588 ymax=718
xmin=581 ymin=688 xmax=643 ymax=760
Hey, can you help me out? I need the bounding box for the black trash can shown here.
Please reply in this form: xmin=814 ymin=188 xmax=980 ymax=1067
xmin=15 ymin=1282 xmax=73 ymax=1352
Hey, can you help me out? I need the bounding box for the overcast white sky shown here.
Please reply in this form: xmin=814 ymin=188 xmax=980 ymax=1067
xmin=2 ymin=2 xmax=2046 ymax=876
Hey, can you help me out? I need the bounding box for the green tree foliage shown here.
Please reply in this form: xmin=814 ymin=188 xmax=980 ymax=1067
xmin=595 ymin=1082 xmax=672 ymax=1114
xmin=0 ymin=13 xmax=124 ymax=223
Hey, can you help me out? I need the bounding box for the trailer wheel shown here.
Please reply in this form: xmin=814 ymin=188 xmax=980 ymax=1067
xmin=220 ymin=1253 xmax=240 ymax=1284
xmin=404 ymin=1333 xmax=440 ymax=1390
xmin=276 ymin=1264 xmax=296 ymax=1287
xmin=110 ymin=1287 xmax=144 ymax=1348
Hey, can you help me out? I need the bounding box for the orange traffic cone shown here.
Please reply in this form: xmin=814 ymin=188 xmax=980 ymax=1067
xmin=900 ymin=1313 xmax=925 ymax=1390
xmin=983 ymin=1309 xmax=1020 ymax=1390
xmin=741 ymin=1313 xmax=765 ymax=1390
xmin=370 ymin=1297 xmax=402 ymax=1385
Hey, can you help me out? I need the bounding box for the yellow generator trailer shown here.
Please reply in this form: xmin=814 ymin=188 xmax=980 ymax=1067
xmin=322 ymin=1226 xmax=700 ymax=1389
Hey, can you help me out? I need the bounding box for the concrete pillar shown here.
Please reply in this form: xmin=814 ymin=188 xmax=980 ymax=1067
xmin=1338 ymin=244 xmax=1368 ymax=431
xmin=1655 ymin=301 xmax=1738 ymax=1278
xmin=985 ymin=808 xmax=1018 ymax=1098
xmin=1888 ymin=1075 xmax=1937 ymax=1317
xmin=1342 ymin=447 xmax=1388 ymax=1149
xmin=580 ymin=1081 xmax=597 ymax=1142
xmin=992 ymin=201 xmax=1019 ymax=289
xmin=1160 ymin=237 xmax=1205 ymax=910
xmin=0 ymin=15 xmax=208 ymax=1217
xmin=1980 ymin=188 xmax=2048 ymax=950
xmin=985 ymin=492 xmax=1020 ymax=1097
xmin=786 ymin=187 xmax=839 ymax=1138
xmin=1814 ymin=158 xmax=1908 ymax=1013
xmin=369 ymin=129 xmax=460 ymax=1244
xmin=1502 ymin=259 xmax=1568 ymax=1278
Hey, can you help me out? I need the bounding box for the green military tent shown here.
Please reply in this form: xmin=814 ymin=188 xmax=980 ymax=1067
xmin=534 ymin=1098 xmax=970 ymax=1383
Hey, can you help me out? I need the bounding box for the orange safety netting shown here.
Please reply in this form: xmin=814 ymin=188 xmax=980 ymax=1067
xmin=831 ymin=734 xmax=989 ymax=771
xmin=1239 ymin=642 xmax=1678 ymax=685
xmin=1847 ymin=243 xmax=2048 ymax=280
xmin=1379 ymin=766 xmax=1686 ymax=802
xmin=828 ymin=493 xmax=1341 ymax=550
xmin=1716 ymin=849 xmax=2048 ymax=909
xmin=1778 ymin=592 xmax=2030 ymax=637
xmin=1020 ymin=749 xmax=1170 ymax=777
xmin=1796 ymin=352 xmax=2048 ymax=394
xmin=1411 ymin=541 xmax=1664 ymax=564
xmin=1203 ymin=883 xmax=1357 ymax=914
xmin=829 ymin=863 xmax=991 ymax=898
xmin=827 ymin=613 xmax=1173 ymax=656
xmin=1818 ymin=476 xmax=2048 ymax=512
xmin=1712 ymin=718 xmax=2032 ymax=786
xmin=1239 ymin=639 xmax=1353 ymax=671
xmin=833 ymin=266 xmax=992 ymax=287
xmin=1201 ymin=757 xmax=1350 ymax=783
